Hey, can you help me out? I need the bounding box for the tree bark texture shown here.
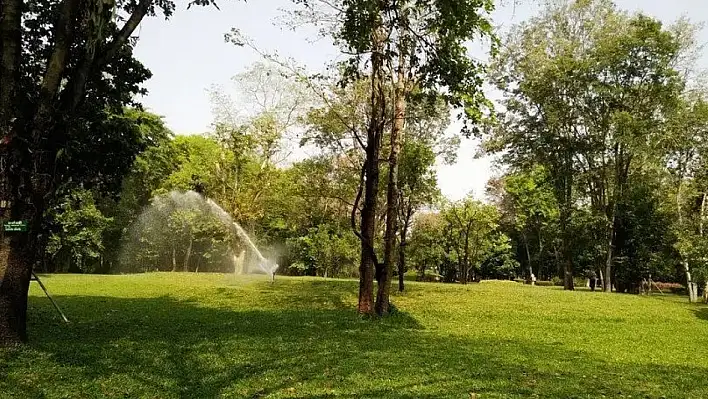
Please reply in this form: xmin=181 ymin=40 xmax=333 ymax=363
xmin=376 ymin=48 xmax=406 ymax=315
xmin=0 ymin=0 xmax=27 ymax=346
xmin=397 ymin=207 xmax=412 ymax=292
xmin=356 ymin=17 xmax=387 ymax=315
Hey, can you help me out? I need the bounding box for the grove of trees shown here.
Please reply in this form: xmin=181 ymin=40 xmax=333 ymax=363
xmin=2 ymin=0 xmax=708 ymax=344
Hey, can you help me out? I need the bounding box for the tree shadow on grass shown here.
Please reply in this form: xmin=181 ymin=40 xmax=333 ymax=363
xmin=2 ymin=283 xmax=708 ymax=398
xmin=215 ymin=278 xmax=359 ymax=312
xmin=695 ymin=306 xmax=708 ymax=322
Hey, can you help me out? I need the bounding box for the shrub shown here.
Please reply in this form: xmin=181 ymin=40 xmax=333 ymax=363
xmin=652 ymin=282 xmax=686 ymax=295
xmin=535 ymin=280 xmax=554 ymax=287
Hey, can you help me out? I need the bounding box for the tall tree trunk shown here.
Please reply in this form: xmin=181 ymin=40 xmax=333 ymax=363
xmin=523 ymin=232 xmax=534 ymax=285
xmin=358 ymin=159 xmax=378 ymax=314
xmin=397 ymin=208 xmax=412 ymax=292
xmin=604 ymin=234 xmax=613 ymax=293
xmin=356 ymin=18 xmax=386 ymax=315
xmin=552 ymin=243 xmax=560 ymax=281
xmin=700 ymin=192 xmax=707 ymax=237
xmin=171 ymin=246 xmax=177 ymax=272
xmin=397 ymin=243 xmax=405 ymax=292
xmin=683 ymin=261 xmax=697 ymax=303
xmin=537 ymin=233 xmax=544 ymax=280
xmin=462 ymin=223 xmax=471 ymax=284
xmin=0 ymin=228 xmax=35 ymax=345
xmin=376 ymin=48 xmax=406 ymax=316
xmin=558 ymin=160 xmax=574 ymax=291
xmin=560 ymin=207 xmax=574 ymax=291
xmin=598 ymin=268 xmax=604 ymax=291
xmin=0 ymin=0 xmax=32 ymax=346
xmin=604 ymin=193 xmax=618 ymax=293
xmin=0 ymin=0 xmax=21 ymax=131
xmin=183 ymin=235 xmax=193 ymax=272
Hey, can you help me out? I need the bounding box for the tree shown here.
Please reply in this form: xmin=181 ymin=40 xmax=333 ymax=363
xmin=286 ymin=223 xmax=359 ymax=278
xmin=45 ymin=188 xmax=112 ymax=273
xmin=290 ymin=0 xmax=496 ymax=314
xmin=443 ymin=198 xmax=504 ymax=283
xmin=396 ymin=139 xmax=438 ymax=291
xmin=407 ymin=212 xmax=446 ymax=281
xmin=498 ymin=166 xmax=558 ymax=284
xmin=0 ymin=0 xmax=226 ymax=344
xmin=395 ymin=94 xmax=453 ymax=291
xmin=664 ymin=97 xmax=708 ymax=302
xmin=483 ymin=0 xmax=684 ymax=291
xmin=209 ymin=61 xmax=313 ymax=162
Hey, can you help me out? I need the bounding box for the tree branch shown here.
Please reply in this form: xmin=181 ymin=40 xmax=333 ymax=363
xmin=350 ymin=159 xmax=380 ymax=266
xmin=65 ymin=0 xmax=152 ymax=111
xmin=38 ymin=0 xmax=82 ymax=112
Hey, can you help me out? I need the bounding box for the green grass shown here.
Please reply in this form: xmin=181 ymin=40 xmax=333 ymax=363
xmin=2 ymin=274 xmax=708 ymax=398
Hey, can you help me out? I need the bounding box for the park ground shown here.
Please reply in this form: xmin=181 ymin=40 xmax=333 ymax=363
xmin=1 ymin=274 xmax=708 ymax=398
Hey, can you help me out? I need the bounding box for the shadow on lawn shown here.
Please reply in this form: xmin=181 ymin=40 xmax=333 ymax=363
xmin=2 ymin=281 xmax=708 ymax=398
xmin=696 ymin=306 xmax=708 ymax=322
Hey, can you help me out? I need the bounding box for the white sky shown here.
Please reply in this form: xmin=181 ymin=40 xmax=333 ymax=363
xmin=133 ymin=0 xmax=708 ymax=201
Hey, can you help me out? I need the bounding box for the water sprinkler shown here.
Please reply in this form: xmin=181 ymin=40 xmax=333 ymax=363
xmin=270 ymin=263 xmax=278 ymax=284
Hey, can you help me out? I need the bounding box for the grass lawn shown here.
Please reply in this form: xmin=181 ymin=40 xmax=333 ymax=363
xmin=1 ymin=274 xmax=708 ymax=398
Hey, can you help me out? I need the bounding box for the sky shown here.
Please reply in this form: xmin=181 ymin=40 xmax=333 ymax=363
xmin=133 ymin=0 xmax=708 ymax=201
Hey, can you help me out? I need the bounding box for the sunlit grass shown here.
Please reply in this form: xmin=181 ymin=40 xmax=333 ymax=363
xmin=1 ymin=273 xmax=707 ymax=398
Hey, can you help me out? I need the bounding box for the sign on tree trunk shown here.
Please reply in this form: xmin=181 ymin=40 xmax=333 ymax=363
xmin=2 ymin=221 xmax=27 ymax=233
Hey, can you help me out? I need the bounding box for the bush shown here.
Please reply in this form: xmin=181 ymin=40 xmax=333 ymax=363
xmin=410 ymin=270 xmax=441 ymax=282
xmin=652 ymin=282 xmax=686 ymax=295
xmin=551 ymin=276 xmax=563 ymax=286
xmin=535 ymin=280 xmax=554 ymax=287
